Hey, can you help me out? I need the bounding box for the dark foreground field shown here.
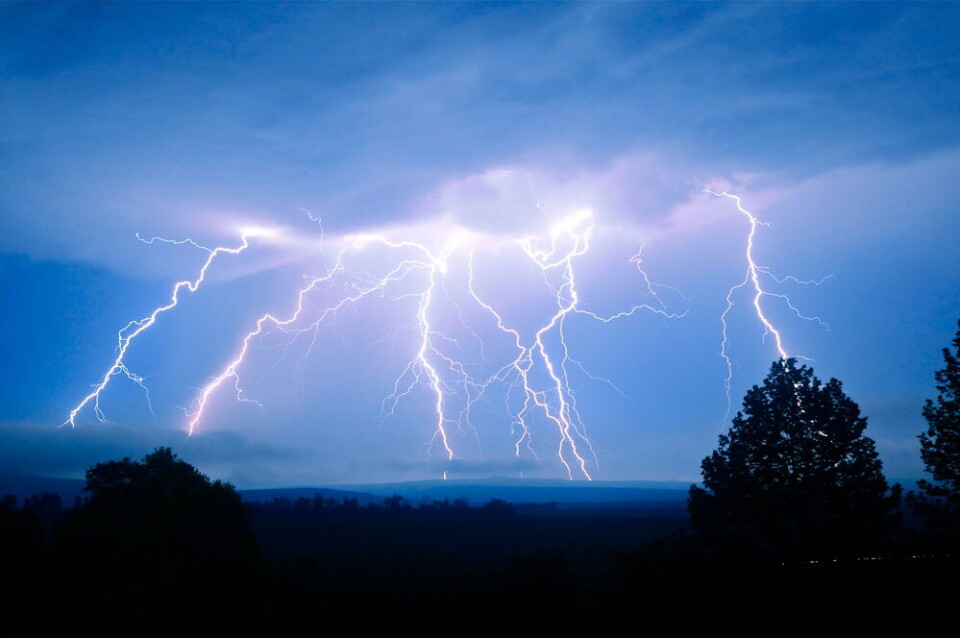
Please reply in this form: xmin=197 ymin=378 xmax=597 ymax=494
xmin=3 ymin=489 xmax=954 ymax=631
xmin=244 ymin=499 xmax=954 ymax=630
xmin=251 ymin=501 xmax=682 ymax=603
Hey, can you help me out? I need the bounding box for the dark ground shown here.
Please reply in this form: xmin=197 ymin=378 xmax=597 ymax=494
xmin=2 ymin=488 xmax=954 ymax=631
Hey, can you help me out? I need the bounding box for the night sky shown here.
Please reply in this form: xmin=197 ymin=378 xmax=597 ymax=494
xmin=1 ymin=2 xmax=957 ymax=488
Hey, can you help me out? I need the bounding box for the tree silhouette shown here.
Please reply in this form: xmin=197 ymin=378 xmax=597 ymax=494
xmin=915 ymin=320 xmax=960 ymax=536
xmin=57 ymin=447 xmax=267 ymax=623
xmin=688 ymin=359 xmax=899 ymax=559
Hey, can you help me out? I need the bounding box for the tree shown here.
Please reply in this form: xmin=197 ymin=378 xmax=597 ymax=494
xmin=915 ymin=320 xmax=960 ymax=534
xmin=57 ymin=448 xmax=267 ymax=623
xmin=688 ymin=359 xmax=899 ymax=559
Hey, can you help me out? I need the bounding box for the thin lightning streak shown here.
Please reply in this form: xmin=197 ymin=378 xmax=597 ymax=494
xmin=186 ymin=239 xmax=432 ymax=434
xmin=301 ymin=209 xmax=329 ymax=273
xmin=371 ymin=238 xmax=464 ymax=471
xmin=65 ymin=229 xmax=268 ymax=427
xmin=415 ymin=250 xmax=456 ymax=469
xmin=760 ymin=270 xmax=834 ymax=287
xmin=525 ymin=221 xmax=594 ymax=479
xmin=135 ymin=233 xmax=212 ymax=252
xmin=379 ymin=238 xmax=470 ymax=475
xmin=628 ymin=245 xmax=691 ymax=310
xmin=706 ymin=190 xmax=829 ymax=418
xmin=566 ymin=356 xmax=628 ymax=398
xmin=464 ymin=210 xmax=687 ymax=479
xmin=466 ymin=254 xmax=538 ymax=461
xmin=466 ymin=219 xmax=597 ymax=479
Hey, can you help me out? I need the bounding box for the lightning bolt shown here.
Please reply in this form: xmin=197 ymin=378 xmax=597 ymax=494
xmin=463 ymin=210 xmax=685 ymax=479
xmin=182 ymin=210 xmax=685 ymax=480
xmin=464 ymin=212 xmax=599 ymax=479
xmin=707 ymin=190 xmax=830 ymax=418
xmin=64 ymin=229 xmax=270 ymax=427
xmin=65 ymin=192 xmax=823 ymax=481
xmin=186 ymin=235 xmax=436 ymax=435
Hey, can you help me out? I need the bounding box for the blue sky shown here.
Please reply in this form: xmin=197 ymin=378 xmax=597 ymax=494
xmin=1 ymin=2 xmax=957 ymax=487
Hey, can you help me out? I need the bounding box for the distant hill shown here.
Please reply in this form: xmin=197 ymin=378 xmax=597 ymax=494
xmin=1 ymin=473 xmax=689 ymax=508
xmin=344 ymin=477 xmax=689 ymax=504
xmin=1 ymin=472 xmax=913 ymax=514
xmin=243 ymin=478 xmax=692 ymax=510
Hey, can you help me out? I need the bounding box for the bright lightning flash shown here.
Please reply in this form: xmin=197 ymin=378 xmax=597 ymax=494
xmin=181 ymin=211 xmax=683 ymax=480
xmin=64 ymin=193 xmax=826 ymax=480
xmin=706 ymin=190 xmax=831 ymax=417
xmin=65 ymin=209 xmax=690 ymax=480
xmin=64 ymin=228 xmax=273 ymax=427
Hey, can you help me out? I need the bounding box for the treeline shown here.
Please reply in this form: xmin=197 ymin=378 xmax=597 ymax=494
xmin=0 ymin=453 xmax=955 ymax=630
xmin=246 ymin=493 xmax=516 ymax=517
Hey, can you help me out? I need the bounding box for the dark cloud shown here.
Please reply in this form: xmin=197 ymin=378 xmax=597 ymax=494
xmin=1 ymin=3 xmax=955 ymax=271
xmin=0 ymin=421 xmax=302 ymax=483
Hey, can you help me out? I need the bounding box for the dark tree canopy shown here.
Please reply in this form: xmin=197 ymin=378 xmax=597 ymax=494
xmin=689 ymin=359 xmax=898 ymax=559
xmin=58 ymin=447 xmax=266 ymax=623
xmin=916 ymin=320 xmax=960 ymax=532
xmin=83 ymin=446 xmax=240 ymax=514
